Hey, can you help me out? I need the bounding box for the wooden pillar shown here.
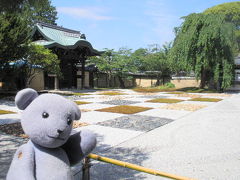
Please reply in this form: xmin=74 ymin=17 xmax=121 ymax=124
xmin=71 ymin=61 xmax=77 ymax=88
xmin=54 ymin=76 xmax=59 ymax=90
xmin=81 ymin=59 xmax=85 ymax=89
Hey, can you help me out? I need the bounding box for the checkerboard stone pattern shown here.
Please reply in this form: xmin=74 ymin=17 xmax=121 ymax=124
xmin=97 ymin=115 xmax=174 ymax=132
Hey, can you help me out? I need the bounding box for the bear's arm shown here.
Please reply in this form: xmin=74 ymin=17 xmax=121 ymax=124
xmin=61 ymin=129 xmax=97 ymax=166
xmin=7 ymin=141 xmax=35 ymax=180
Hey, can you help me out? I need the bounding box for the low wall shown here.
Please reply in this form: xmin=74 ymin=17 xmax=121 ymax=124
xmin=93 ymin=73 xmax=200 ymax=89
xmin=170 ymin=77 xmax=200 ymax=89
xmin=29 ymin=70 xmax=44 ymax=91
xmin=135 ymin=78 xmax=157 ymax=87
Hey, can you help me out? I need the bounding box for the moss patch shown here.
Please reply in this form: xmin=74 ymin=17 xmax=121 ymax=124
xmin=72 ymin=93 xmax=90 ymax=96
xmin=0 ymin=110 xmax=16 ymax=115
xmin=147 ymin=98 xmax=184 ymax=103
xmin=99 ymin=92 xmax=126 ymax=96
xmin=166 ymin=92 xmax=185 ymax=94
xmin=74 ymin=101 xmax=91 ymax=105
xmin=177 ymin=87 xmax=218 ymax=93
xmin=189 ymin=98 xmax=222 ymax=102
xmin=96 ymin=105 xmax=152 ymax=114
xmin=176 ymin=93 xmax=201 ymax=98
xmin=135 ymin=88 xmax=163 ymax=93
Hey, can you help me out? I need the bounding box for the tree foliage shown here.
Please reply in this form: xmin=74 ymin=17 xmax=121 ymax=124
xmin=204 ymin=1 xmax=240 ymax=51
xmin=91 ymin=44 xmax=173 ymax=88
xmin=23 ymin=44 xmax=60 ymax=86
xmin=90 ymin=49 xmax=115 ymax=87
xmin=90 ymin=48 xmax=137 ymax=88
xmin=132 ymin=43 xmax=172 ymax=85
xmin=0 ymin=13 xmax=30 ymax=80
xmin=0 ymin=0 xmax=58 ymax=85
xmin=23 ymin=0 xmax=57 ymax=25
xmin=113 ymin=47 xmax=137 ymax=88
xmin=169 ymin=13 xmax=236 ymax=90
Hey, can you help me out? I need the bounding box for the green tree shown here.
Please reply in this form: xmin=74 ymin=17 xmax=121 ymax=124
xmin=131 ymin=48 xmax=148 ymax=72
xmin=90 ymin=47 xmax=137 ymax=88
xmin=0 ymin=0 xmax=57 ymax=24
xmin=169 ymin=13 xmax=236 ymax=90
xmin=90 ymin=49 xmax=115 ymax=87
xmin=204 ymin=1 xmax=240 ymax=51
xmin=0 ymin=0 xmax=35 ymax=12
xmin=0 ymin=0 xmax=57 ymax=86
xmin=22 ymin=44 xmax=60 ymax=87
xmin=23 ymin=0 xmax=57 ymax=25
xmin=114 ymin=47 xmax=136 ymax=88
xmin=0 ymin=13 xmax=30 ymax=84
xmin=140 ymin=43 xmax=172 ymax=86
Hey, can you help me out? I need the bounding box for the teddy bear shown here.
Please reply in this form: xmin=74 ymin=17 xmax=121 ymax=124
xmin=6 ymin=88 xmax=97 ymax=180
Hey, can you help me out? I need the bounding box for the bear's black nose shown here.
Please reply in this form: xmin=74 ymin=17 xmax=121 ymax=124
xmin=57 ymin=129 xmax=63 ymax=134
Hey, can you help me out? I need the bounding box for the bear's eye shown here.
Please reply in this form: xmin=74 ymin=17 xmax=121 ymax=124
xmin=67 ymin=115 xmax=72 ymax=125
xmin=42 ymin=112 xmax=49 ymax=118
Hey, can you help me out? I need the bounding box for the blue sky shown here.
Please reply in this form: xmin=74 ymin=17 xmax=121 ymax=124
xmin=52 ymin=0 xmax=237 ymax=51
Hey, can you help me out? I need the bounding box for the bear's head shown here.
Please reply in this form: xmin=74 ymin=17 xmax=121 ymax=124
xmin=15 ymin=88 xmax=81 ymax=148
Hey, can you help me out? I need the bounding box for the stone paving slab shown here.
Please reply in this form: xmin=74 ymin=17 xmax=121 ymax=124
xmin=79 ymin=97 xmax=110 ymax=103
xmin=136 ymin=108 xmax=191 ymax=120
xmin=126 ymin=97 xmax=153 ymax=102
xmin=74 ymin=125 xmax=143 ymax=152
xmin=0 ymin=100 xmax=15 ymax=106
xmin=100 ymin=100 xmax=141 ymax=105
xmin=97 ymin=115 xmax=174 ymax=132
xmin=0 ymin=116 xmax=20 ymax=125
xmin=78 ymin=103 xmax=116 ymax=110
xmin=0 ymin=112 xmax=21 ymax=124
xmin=139 ymin=95 xmax=168 ymax=99
xmin=132 ymin=102 xmax=167 ymax=108
xmin=179 ymin=100 xmax=216 ymax=106
xmin=80 ymin=111 xmax=125 ymax=124
xmin=0 ymin=132 xmax=27 ymax=180
xmin=0 ymin=106 xmax=20 ymax=113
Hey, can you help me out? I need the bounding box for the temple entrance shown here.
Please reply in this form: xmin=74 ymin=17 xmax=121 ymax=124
xmin=31 ymin=22 xmax=102 ymax=90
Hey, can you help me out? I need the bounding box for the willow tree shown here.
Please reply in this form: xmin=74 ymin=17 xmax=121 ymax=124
xmin=169 ymin=13 xmax=236 ymax=90
xmin=204 ymin=1 xmax=240 ymax=51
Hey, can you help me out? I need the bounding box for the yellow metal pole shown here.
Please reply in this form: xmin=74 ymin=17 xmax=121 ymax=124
xmin=88 ymin=153 xmax=196 ymax=180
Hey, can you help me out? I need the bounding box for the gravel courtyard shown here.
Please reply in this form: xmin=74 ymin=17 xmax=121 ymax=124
xmin=0 ymin=89 xmax=235 ymax=180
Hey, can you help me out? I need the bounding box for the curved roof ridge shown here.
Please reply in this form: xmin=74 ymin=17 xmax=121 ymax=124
xmin=36 ymin=21 xmax=81 ymax=34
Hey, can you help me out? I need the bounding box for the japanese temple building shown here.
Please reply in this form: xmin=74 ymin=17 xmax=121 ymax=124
xmin=32 ymin=22 xmax=102 ymax=89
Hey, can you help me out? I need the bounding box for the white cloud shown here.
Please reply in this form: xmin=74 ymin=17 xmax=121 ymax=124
xmin=57 ymin=7 xmax=114 ymax=21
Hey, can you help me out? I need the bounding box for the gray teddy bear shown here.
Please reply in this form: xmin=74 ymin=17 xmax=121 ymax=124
xmin=7 ymin=88 xmax=97 ymax=180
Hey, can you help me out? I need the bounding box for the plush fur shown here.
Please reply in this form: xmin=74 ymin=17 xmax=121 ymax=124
xmin=7 ymin=88 xmax=96 ymax=180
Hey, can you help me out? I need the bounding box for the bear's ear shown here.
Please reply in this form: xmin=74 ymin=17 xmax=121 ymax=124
xmin=71 ymin=101 xmax=81 ymax=120
xmin=15 ymin=88 xmax=38 ymax=110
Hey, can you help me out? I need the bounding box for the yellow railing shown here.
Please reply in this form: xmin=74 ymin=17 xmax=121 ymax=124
xmin=87 ymin=153 xmax=196 ymax=180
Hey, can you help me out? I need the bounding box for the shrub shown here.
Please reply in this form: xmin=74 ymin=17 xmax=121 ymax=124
xmin=165 ymin=82 xmax=175 ymax=88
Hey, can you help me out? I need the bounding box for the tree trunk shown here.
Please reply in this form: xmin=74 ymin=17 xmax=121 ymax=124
xmin=162 ymin=76 xmax=165 ymax=85
xmin=156 ymin=74 xmax=161 ymax=86
xmin=200 ymin=69 xmax=207 ymax=89
xmin=118 ymin=76 xmax=125 ymax=88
